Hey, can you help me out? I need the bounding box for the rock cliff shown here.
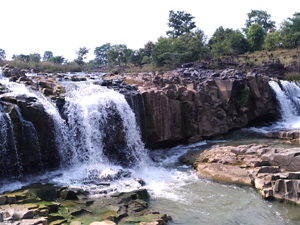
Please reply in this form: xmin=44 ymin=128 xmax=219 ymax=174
xmin=0 ymin=95 xmax=60 ymax=179
xmin=125 ymin=63 xmax=278 ymax=148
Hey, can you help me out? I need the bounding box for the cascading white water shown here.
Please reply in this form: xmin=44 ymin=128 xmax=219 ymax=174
xmin=14 ymin=105 xmax=43 ymax=168
xmin=0 ymin=104 xmax=22 ymax=178
xmin=62 ymin=83 xmax=148 ymax=166
xmin=269 ymin=80 xmax=300 ymax=129
xmin=51 ymin=83 xmax=150 ymax=188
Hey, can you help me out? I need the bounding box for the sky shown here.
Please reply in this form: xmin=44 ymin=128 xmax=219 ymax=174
xmin=0 ymin=0 xmax=298 ymax=61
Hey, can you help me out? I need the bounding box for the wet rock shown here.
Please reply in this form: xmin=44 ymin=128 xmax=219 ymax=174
xmin=0 ymin=95 xmax=60 ymax=178
xmin=36 ymin=77 xmax=65 ymax=97
xmin=0 ymin=186 xmax=170 ymax=225
xmin=90 ymin=221 xmax=116 ymax=225
xmin=2 ymin=64 xmax=26 ymax=79
xmin=192 ymin=144 xmax=300 ymax=204
xmin=135 ymin=178 xmax=146 ymax=186
xmin=265 ymin=129 xmax=300 ymax=143
xmin=70 ymin=221 xmax=82 ymax=225
xmin=71 ymin=76 xmax=87 ymax=81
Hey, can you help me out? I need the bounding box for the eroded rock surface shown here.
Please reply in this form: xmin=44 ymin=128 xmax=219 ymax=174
xmin=192 ymin=144 xmax=300 ymax=204
xmin=0 ymin=184 xmax=171 ymax=225
xmin=265 ymin=130 xmax=300 ymax=143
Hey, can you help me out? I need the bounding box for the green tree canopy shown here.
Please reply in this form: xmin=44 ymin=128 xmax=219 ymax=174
xmin=209 ymin=26 xmax=248 ymax=56
xmin=0 ymin=49 xmax=6 ymax=61
xmin=43 ymin=51 xmax=53 ymax=61
xmin=144 ymin=41 xmax=155 ymax=57
xmin=108 ymin=44 xmax=133 ymax=66
xmin=130 ymin=48 xmax=145 ymax=66
xmin=94 ymin=43 xmax=111 ymax=65
xmin=48 ymin=56 xmax=65 ymax=64
xmin=29 ymin=53 xmax=41 ymax=62
xmin=280 ymin=12 xmax=300 ymax=48
xmin=166 ymin=10 xmax=196 ymax=38
xmin=246 ymin=24 xmax=266 ymax=51
xmin=244 ymin=10 xmax=276 ymax=32
xmin=153 ymin=29 xmax=207 ymax=68
xmin=75 ymin=47 xmax=90 ymax=65
xmin=263 ymin=31 xmax=281 ymax=51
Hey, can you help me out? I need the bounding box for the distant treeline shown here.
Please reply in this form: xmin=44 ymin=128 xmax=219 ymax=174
xmin=0 ymin=10 xmax=300 ymax=71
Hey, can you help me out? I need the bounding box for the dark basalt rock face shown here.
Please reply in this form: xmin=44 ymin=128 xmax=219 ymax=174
xmin=0 ymin=95 xmax=60 ymax=179
xmin=123 ymin=64 xmax=278 ymax=148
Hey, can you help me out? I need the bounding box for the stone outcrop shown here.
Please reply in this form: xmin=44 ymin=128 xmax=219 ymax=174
xmin=0 ymin=184 xmax=171 ymax=225
xmin=35 ymin=77 xmax=65 ymax=97
xmin=265 ymin=129 xmax=300 ymax=143
xmin=0 ymin=95 xmax=60 ymax=179
xmin=125 ymin=64 xmax=278 ymax=148
xmin=192 ymin=144 xmax=300 ymax=204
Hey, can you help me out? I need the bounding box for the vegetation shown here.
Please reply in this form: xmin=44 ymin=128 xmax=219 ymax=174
xmin=166 ymin=10 xmax=196 ymax=38
xmin=209 ymin=26 xmax=248 ymax=56
xmin=246 ymin=24 xmax=266 ymax=51
xmin=1 ymin=10 xmax=300 ymax=73
xmin=94 ymin=43 xmax=111 ymax=65
xmin=243 ymin=10 xmax=275 ymax=33
xmin=0 ymin=48 xmax=6 ymax=61
xmin=74 ymin=47 xmax=89 ymax=65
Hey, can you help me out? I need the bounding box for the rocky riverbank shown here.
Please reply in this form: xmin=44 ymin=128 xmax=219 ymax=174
xmin=191 ymin=144 xmax=300 ymax=205
xmin=0 ymin=184 xmax=171 ymax=225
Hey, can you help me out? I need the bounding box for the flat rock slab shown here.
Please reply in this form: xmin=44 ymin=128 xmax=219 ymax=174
xmin=193 ymin=144 xmax=300 ymax=204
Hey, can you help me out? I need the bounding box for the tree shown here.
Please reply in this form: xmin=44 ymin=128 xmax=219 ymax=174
xmin=144 ymin=41 xmax=155 ymax=57
xmin=94 ymin=43 xmax=111 ymax=65
xmin=107 ymin=44 xmax=132 ymax=66
xmin=13 ymin=54 xmax=30 ymax=62
xmin=263 ymin=31 xmax=281 ymax=51
xmin=246 ymin=24 xmax=266 ymax=51
xmin=43 ymin=51 xmax=53 ymax=61
xmin=209 ymin=26 xmax=248 ymax=56
xmin=152 ymin=30 xmax=207 ymax=68
xmin=166 ymin=10 xmax=196 ymax=38
xmin=244 ymin=10 xmax=276 ymax=32
xmin=29 ymin=53 xmax=41 ymax=62
xmin=280 ymin=12 xmax=300 ymax=48
xmin=130 ymin=49 xmax=145 ymax=66
xmin=75 ymin=47 xmax=89 ymax=65
xmin=0 ymin=49 xmax=6 ymax=61
xmin=48 ymin=56 xmax=65 ymax=64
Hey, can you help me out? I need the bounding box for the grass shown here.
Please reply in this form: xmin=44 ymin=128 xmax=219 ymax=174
xmin=0 ymin=60 xmax=82 ymax=73
xmin=237 ymin=47 xmax=300 ymax=68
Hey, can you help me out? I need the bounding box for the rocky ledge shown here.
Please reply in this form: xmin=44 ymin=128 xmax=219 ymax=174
xmin=122 ymin=63 xmax=278 ymax=148
xmin=192 ymin=144 xmax=300 ymax=204
xmin=0 ymin=184 xmax=171 ymax=225
xmin=265 ymin=130 xmax=300 ymax=143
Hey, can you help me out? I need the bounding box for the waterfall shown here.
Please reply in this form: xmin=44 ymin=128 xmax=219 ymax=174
xmin=0 ymin=73 xmax=148 ymax=184
xmin=269 ymin=80 xmax=300 ymax=128
xmin=0 ymin=104 xmax=22 ymax=178
xmin=14 ymin=105 xmax=43 ymax=169
xmin=61 ymin=83 xmax=148 ymax=168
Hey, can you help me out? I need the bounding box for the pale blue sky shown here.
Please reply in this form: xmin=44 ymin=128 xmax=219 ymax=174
xmin=0 ymin=0 xmax=298 ymax=61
